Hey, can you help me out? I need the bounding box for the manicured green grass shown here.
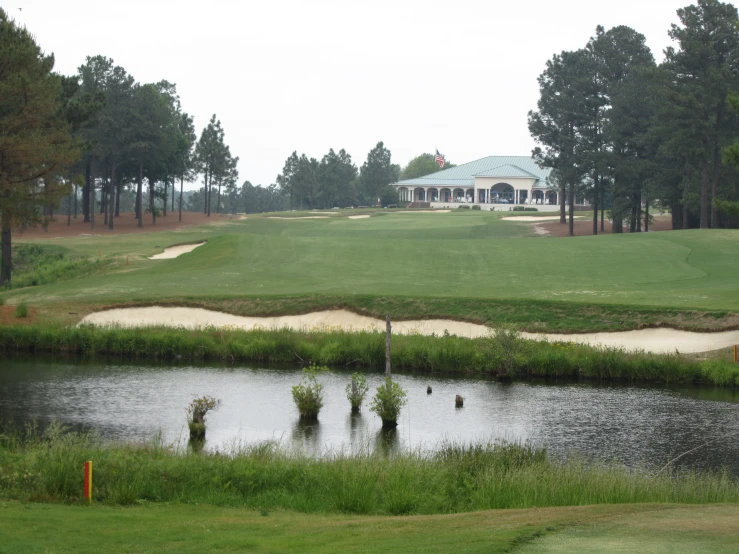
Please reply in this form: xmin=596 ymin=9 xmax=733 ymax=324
xmin=6 ymin=501 xmax=733 ymax=554
xmin=4 ymin=212 xmax=738 ymax=332
xmin=520 ymin=505 xmax=739 ymax=553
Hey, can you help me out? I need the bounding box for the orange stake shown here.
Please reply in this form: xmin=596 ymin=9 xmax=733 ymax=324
xmin=83 ymin=460 xmax=93 ymax=503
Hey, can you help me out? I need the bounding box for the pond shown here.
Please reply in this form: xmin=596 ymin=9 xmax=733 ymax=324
xmin=1 ymin=356 xmax=739 ymax=474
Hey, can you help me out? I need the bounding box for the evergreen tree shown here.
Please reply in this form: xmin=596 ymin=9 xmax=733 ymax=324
xmin=359 ymin=142 xmax=400 ymax=206
xmin=0 ymin=8 xmax=80 ymax=285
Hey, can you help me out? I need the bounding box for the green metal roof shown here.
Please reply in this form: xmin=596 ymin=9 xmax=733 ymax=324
xmin=394 ymin=156 xmax=552 ymax=188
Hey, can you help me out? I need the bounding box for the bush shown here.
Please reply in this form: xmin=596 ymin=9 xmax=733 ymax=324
xmin=292 ymin=364 xmax=327 ymax=419
xmin=457 ymin=205 xmax=470 ymax=209
xmin=471 ymin=205 xmax=481 ymax=210
xmin=345 ymin=373 xmax=369 ymax=412
xmin=14 ymin=303 xmax=28 ymax=319
xmin=187 ymin=396 xmax=220 ymax=440
xmin=525 ymin=207 xmax=538 ymax=212
xmin=370 ymin=377 xmax=407 ymax=427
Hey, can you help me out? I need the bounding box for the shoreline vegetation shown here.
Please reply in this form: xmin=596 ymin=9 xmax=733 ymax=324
xmin=1 ymin=424 xmax=738 ymax=513
xmin=0 ymin=323 xmax=737 ymax=386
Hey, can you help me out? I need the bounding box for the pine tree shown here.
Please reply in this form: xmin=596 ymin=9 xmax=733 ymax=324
xmin=0 ymin=8 xmax=80 ymax=285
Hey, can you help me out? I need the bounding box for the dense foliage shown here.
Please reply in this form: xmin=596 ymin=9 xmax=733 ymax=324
xmin=529 ymin=0 xmax=739 ymax=234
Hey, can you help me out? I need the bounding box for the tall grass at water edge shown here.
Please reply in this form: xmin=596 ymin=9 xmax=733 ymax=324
xmin=1 ymin=424 xmax=737 ymax=514
xmin=0 ymin=324 xmax=737 ymax=386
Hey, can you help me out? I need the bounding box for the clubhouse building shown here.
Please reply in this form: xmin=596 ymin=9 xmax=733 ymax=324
xmin=392 ymin=155 xmax=563 ymax=208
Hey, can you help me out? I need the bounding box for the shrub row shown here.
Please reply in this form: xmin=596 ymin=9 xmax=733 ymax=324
xmin=0 ymin=324 xmax=737 ymax=386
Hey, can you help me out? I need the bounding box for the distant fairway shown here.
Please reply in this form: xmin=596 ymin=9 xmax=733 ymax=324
xmin=7 ymin=210 xmax=739 ymax=329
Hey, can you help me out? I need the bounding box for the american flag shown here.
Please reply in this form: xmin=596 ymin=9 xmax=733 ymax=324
xmin=435 ymin=149 xmax=445 ymax=168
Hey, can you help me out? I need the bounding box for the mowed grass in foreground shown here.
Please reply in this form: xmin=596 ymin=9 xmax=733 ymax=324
xmin=2 ymin=502 xmax=738 ymax=553
xmin=6 ymin=211 xmax=739 ymax=318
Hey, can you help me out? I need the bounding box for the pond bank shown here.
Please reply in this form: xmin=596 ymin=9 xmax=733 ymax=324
xmin=2 ymin=427 xmax=737 ymax=512
xmin=0 ymin=324 xmax=737 ymax=386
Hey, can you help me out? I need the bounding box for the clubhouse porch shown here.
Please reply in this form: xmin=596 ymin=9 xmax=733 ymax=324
xmin=398 ymin=184 xmax=559 ymax=206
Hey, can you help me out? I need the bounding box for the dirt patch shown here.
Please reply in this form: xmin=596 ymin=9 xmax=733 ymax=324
xmin=149 ymin=242 xmax=206 ymax=260
xmin=539 ymin=215 xmax=674 ymax=237
xmin=532 ymin=224 xmax=551 ymax=236
xmin=0 ymin=305 xmax=37 ymax=325
xmin=80 ymin=307 xmax=739 ymax=354
xmin=16 ymin=212 xmax=233 ymax=240
xmin=502 ymin=216 xmax=583 ymax=222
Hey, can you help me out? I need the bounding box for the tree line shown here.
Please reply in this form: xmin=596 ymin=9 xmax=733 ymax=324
xmin=529 ymin=0 xmax=739 ymax=235
xmin=0 ymin=8 xmax=239 ymax=285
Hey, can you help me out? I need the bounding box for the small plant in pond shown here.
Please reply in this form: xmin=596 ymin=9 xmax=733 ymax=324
xmin=186 ymin=396 xmax=220 ymax=441
xmin=345 ymin=372 xmax=369 ymax=413
xmin=14 ymin=302 xmax=28 ymax=318
xmin=292 ymin=363 xmax=327 ymax=420
xmin=370 ymin=377 xmax=407 ymax=428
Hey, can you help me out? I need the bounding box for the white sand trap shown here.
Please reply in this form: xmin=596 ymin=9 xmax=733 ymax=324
xmin=348 ymin=215 xmax=371 ymax=219
xmin=80 ymin=307 xmax=739 ymax=354
xmin=267 ymin=216 xmax=329 ymax=220
xmin=501 ymin=216 xmax=584 ymax=222
xmin=148 ymin=242 xmax=206 ymax=260
xmin=396 ymin=210 xmax=451 ymax=213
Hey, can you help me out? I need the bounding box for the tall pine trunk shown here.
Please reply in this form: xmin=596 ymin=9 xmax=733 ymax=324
xmin=217 ymin=181 xmax=222 ymax=214
xmin=179 ymin=175 xmax=184 ymax=222
xmin=115 ymin=182 xmax=120 ymax=217
xmin=171 ymin=181 xmax=175 ymax=212
xmin=150 ymin=178 xmax=156 ymax=225
xmin=137 ymin=160 xmax=143 ymax=228
xmin=710 ymin=142 xmax=721 ymax=229
xmin=644 ymin=193 xmax=650 ymax=232
xmin=699 ymin=162 xmax=709 ymax=229
xmin=163 ymin=178 xmax=168 ymax=217
xmin=559 ymin=183 xmax=566 ymax=224
xmin=568 ymin=182 xmax=575 ymax=237
xmin=83 ymin=158 xmax=91 ymax=222
xmin=108 ymin=166 xmax=115 ymax=231
xmin=592 ymin=175 xmax=598 ymax=236
xmin=1 ymin=215 xmax=11 ymax=287
xmin=89 ymin=165 xmax=96 ymax=231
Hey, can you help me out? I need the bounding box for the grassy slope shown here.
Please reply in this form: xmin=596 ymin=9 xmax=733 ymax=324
xmin=0 ymin=502 xmax=737 ymax=553
xmin=6 ymin=211 xmax=739 ymax=331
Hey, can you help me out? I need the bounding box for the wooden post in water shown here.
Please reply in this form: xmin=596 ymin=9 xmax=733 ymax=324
xmin=385 ymin=315 xmax=391 ymax=377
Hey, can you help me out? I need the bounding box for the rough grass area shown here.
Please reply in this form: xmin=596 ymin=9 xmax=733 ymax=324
xmin=2 ymin=425 xmax=738 ymax=513
xmin=0 ymin=324 xmax=737 ymax=386
xmin=1 ymin=502 xmax=737 ymax=554
xmin=6 ymin=244 xmax=114 ymax=290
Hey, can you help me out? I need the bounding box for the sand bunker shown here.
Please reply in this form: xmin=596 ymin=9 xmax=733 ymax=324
xmin=267 ymin=216 xmax=329 ymax=220
xmin=80 ymin=307 xmax=739 ymax=354
xmin=348 ymin=215 xmax=371 ymax=219
xmin=148 ymin=242 xmax=206 ymax=260
xmin=501 ymin=216 xmax=584 ymax=222
xmin=396 ymin=210 xmax=451 ymax=213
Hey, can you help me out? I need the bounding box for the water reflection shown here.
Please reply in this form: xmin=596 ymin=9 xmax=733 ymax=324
xmin=1 ymin=356 xmax=739 ymax=474
xmin=375 ymin=427 xmax=400 ymax=456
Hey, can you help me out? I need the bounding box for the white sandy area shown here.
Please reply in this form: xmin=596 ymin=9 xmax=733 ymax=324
xmin=148 ymin=242 xmax=206 ymax=260
xmin=267 ymin=216 xmax=329 ymax=219
xmin=348 ymin=215 xmax=371 ymax=219
xmin=396 ymin=210 xmax=451 ymax=213
xmin=501 ymin=216 xmax=584 ymax=222
xmin=80 ymin=307 xmax=739 ymax=354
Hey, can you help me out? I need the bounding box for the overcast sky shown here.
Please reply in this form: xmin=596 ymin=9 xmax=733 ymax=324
xmin=7 ymin=0 xmax=689 ymax=188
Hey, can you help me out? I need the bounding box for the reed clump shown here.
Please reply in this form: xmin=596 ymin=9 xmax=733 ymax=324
xmin=0 ymin=324 xmax=736 ymax=387
xmin=1 ymin=423 xmax=738 ymax=514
